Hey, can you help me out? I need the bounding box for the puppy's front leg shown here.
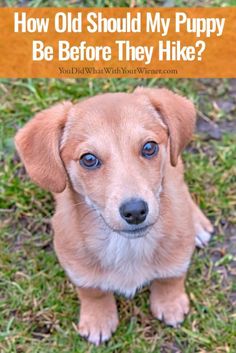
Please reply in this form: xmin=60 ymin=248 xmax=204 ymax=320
xmin=77 ymin=287 xmax=119 ymax=345
xmin=150 ymin=276 xmax=189 ymax=327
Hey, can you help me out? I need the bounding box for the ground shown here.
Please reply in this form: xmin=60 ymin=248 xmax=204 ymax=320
xmin=0 ymin=77 xmax=235 ymax=353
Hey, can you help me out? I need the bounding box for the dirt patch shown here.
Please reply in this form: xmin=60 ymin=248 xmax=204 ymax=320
xmin=217 ymin=120 xmax=236 ymax=134
xmin=208 ymin=223 xmax=236 ymax=305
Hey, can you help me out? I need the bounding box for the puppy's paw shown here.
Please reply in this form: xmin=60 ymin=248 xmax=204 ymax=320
xmin=194 ymin=209 xmax=214 ymax=248
xmin=78 ymin=305 xmax=118 ymax=345
xmin=195 ymin=218 xmax=214 ymax=248
xmin=151 ymin=293 xmax=189 ymax=327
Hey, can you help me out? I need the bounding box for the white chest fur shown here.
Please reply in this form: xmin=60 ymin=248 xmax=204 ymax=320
xmin=65 ymin=229 xmax=190 ymax=297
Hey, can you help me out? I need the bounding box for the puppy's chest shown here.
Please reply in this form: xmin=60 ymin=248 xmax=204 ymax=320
xmin=77 ymin=235 xmax=157 ymax=297
xmin=66 ymin=232 xmax=190 ymax=297
xmin=100 ymin=235 xmax=155 ymax=280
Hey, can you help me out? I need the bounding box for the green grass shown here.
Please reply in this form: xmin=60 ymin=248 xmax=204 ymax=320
xmin=0 ymin=78 xmax=236 ymax=353
xmin=1 ymin=0 xmax=236 ymax=7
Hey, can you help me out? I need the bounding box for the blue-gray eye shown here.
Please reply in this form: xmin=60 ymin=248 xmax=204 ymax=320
xmin=142 ymin=141 xmax=159 ymax=159
xmin=80 ymin=153 xmax=101 ymax=169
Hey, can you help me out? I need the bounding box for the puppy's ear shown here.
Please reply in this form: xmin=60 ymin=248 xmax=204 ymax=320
xmin=134 ymin=87 xmax=196 ymax=166
xmin=15 ymin=102 xmax=73 ymax=193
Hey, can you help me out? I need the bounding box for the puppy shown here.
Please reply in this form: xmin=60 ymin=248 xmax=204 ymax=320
xmin=15 ymin=87 xmax=213 ymax=345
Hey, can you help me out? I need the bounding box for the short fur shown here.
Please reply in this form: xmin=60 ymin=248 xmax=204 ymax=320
xmin=15 ymin=88 xmax=213 ymax=345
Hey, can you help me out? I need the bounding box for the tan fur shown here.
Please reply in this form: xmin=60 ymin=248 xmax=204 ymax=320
xmin=135 ymin=87 xmax=196 ymax=166
xmin=15 ymin=88 xmax=213 ymax=345
xmin=77 ymin=287 xmax=118 ymax=345
xmin=15 ymin=102 xmax=72 ymax=193
xmin=150 ymin=276 xmax=189 ymax=327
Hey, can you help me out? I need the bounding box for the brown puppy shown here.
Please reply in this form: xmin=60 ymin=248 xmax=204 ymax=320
xmin=15 ymin=88 xmax=213 ymax=345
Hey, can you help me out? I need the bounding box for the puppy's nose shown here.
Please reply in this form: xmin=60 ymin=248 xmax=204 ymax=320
xmin=119 ymin=199 xmax=149 ymax=225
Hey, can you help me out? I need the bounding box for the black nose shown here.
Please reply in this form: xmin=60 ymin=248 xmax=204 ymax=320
xmin=119 ymin=198 xmax=149 ymax=225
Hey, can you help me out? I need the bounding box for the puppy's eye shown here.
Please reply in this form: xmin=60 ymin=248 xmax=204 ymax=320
xmin=80 ymin=153 xmax=101 ymax=170
xmin=141 ymin=141 xmax=159 ymax=159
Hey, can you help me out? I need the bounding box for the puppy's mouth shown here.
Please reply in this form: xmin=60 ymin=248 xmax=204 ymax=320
xmin=99 ymin=211 xmax=155 ymax=239
xmin=116 ymin=224 xmax=153 ymax=239
xmin=82 ymin=197 xmax=155 ymax=239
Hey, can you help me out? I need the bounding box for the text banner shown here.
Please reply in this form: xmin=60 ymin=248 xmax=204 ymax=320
xmin=0 ymin=8 xmax=235 ymax=78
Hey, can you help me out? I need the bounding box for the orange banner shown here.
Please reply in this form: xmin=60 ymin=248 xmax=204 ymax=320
xmin=0 ymin=8 xmax=235 ymax=78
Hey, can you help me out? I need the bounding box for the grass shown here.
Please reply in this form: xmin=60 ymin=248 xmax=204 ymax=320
xmin=0 ymin=77 xmax=235 ymax=353
xmin=1 ymin=0 xmax=236 ymax=7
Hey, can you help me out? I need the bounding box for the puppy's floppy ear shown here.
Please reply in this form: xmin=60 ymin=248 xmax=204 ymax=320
xmin=134 ymin=87 xmax=196 ymax=166
xmin=15 ymin=102 xmax=73 ymax=193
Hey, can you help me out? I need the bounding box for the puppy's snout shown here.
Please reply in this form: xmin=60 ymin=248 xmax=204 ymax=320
xmin=119 ymin=198 xmax=149 ymax=225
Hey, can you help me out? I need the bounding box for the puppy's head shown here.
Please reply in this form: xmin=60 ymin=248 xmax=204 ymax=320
xmin=15 ymin=88 xmax=195 ymax=238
